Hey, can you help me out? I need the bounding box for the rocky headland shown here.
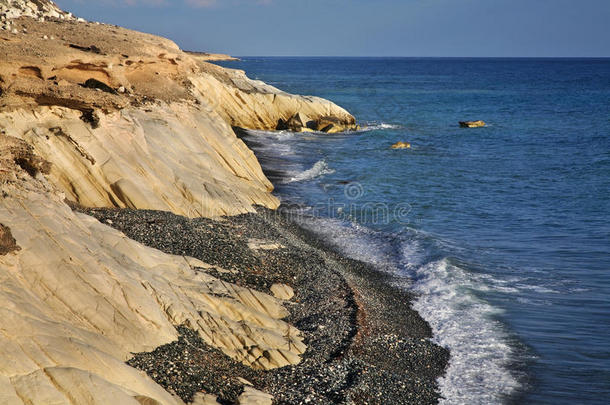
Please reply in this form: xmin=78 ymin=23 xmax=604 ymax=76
xmin=0 ymin=1 xmax=447 ymax=404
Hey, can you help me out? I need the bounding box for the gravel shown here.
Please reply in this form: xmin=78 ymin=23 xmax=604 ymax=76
xmin=81 ymin=206 xmax=449 ymax=404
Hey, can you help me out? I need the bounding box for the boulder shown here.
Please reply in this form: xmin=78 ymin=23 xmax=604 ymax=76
xmin=391 ymin=141 xmax=411 ymax=149
xmin=284 ymin=112 xmax=312 ymax=132
xmin=459 ymin=120 xmax=486 ymax=128
xmin=270 ymin=283 xmax=295 ymax=300
xmin=311 ymin=116 xmax=359 ymax=133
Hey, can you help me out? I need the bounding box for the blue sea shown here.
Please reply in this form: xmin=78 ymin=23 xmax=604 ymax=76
xmin=216 ymin=57 xmax=610 ymax=404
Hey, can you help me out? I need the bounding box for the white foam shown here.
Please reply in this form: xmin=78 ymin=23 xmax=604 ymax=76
xmin=286 ymin=160 xmax=335 ymax=183
xmin=296 ymin=215 xmax=521 ymax=404
xmin=409 ymin=258 xmax=520 ymax=405
xmin=359 ymin=123 xmax=402 ymax=132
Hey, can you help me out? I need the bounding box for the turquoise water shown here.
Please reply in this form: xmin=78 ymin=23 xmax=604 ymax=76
xmin=217 ymin=57 xmax=610 ymax=404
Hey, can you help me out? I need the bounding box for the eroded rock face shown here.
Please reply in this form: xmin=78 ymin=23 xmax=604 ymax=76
xmin=0 ymin=12 xmax=356 ymax=216
xmin=0 ymin=224 xmax=20 ymax=255
xmin=0 ymin=0 xmax=72 ymax=21
xmin=1 ymin=105 xmax=278 ymax=217
xmin=0 ymin=134 xmax=50 ymax=181
xmin=0 ymin=175 xmax=303 ymax=403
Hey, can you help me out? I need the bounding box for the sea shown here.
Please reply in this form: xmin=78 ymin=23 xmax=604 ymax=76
xmin=214 ymin=57 xmax=610 ymax=404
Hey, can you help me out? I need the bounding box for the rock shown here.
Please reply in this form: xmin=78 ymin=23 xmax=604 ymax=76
xmin=69 ymin=43 xmax=103 ymax=54
xmin=270 ymin=283 xmax=295 ymax=300
xmin=0 ymin=179 xmax=306 ymax=402
xmin=83 ymin=77 xmax=118 ymax=94
xmin=391 ymin=141 xmax=411 ymax=149
xmin=248 ymin=239 xmax=284 ymax=251
xmin=459 ymin=120 xmax=486 ymax=128
xmin=285 ymin=112 xmax=312 ymax=132
xmin=0 ymin=1 xmax=74 ymax=22
xmin=117 ymin=85 xmax=126 ymax=93
xmin=0 ymin=223 xmax=20 ymax=255
xmin=237 ymin=386 xmax=273 ymax=405
xmin=310 ymin=115 xmax=359 ymax=133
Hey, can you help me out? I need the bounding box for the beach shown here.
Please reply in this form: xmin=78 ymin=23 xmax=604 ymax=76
xmin=80 ymin=205 xmax=449 ymax=404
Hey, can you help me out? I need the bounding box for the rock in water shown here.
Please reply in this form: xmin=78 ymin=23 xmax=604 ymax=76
xmin=459 ymin=120 xmax=486 ymax=128
xmin=391 ymin=141 xmax=411 ymax=149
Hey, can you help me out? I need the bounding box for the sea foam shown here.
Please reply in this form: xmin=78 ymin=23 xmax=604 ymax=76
xmin=286 ymin=160 xmax=335 ymax=183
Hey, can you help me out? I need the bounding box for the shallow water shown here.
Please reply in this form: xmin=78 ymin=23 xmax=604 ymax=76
xmin=217 ymin=57 xmax=610 ymax=404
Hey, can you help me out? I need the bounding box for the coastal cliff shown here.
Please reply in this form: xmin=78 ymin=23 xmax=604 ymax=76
xmin=0 ymin=2 xmax=356 ymax=217
xmin=0 ymin=2 xmax=447 ymax=404
xmin=0 ymin=1 xmax=354 ymax=402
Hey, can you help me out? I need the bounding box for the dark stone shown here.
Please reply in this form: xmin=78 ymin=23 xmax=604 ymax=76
xmin=82 ymin=78 xmax=117 ymax=95
xmin=0 ymin=224 xmax=20 ymax=256
xmin=80 ymin=109 xmax=100 ymax=129
xmin=69 ymin=43 xmax=103 ymax=54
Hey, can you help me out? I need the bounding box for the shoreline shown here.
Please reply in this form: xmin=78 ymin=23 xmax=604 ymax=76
xmin=81 ymin=206 xmax=449 ymax=404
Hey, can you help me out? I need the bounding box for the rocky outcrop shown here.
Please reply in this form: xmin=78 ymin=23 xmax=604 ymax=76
xmin=0 ymin=9 xmax=356 ymax=216
xmin=192 ymin=62 xmax=357 ymax=132
xmin=0 ymin=0 xmax=72 ymax=21
xmin=276 ymin=112 xmax=360 ymax=133
xmin=0 ymin=162 xmax=302 ymax=403
xmin=0 ymin=105 xmax=278 ymax=217
xmin=0 ymin=1 xmax=359 ymax=402
xmin=459 ymin=120 xmax=486 ymax=128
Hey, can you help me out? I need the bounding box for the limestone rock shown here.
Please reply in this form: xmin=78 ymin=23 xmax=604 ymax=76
xmin=190 ymin=64 xmax=357 ymax=132
xmin=270 ymin=284 xmax=295 ymax=301
xmin=0 ymin=0 xmax=72 ymax=21
xmin=248 ymin=239 xmax=284 ymax=251
xmin=0 ymin=105 xmax=279 ymax=217
xmin=310 ymin=115 xmax=359 ymax=133
xmin=0 ymin=175 xmax=306 ymax=402
xmin=0 ymin=223 xmax=20 ymax=255
xmin=391 ymin=141 xmax=411 ymax=149
xmin=459 ymin=120 xmax=486 ymax=128
xmin=238 ymin=386 xmax=273 ymax=405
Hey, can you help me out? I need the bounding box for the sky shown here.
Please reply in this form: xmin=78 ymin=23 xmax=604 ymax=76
xmin=54 ymin=0 xmax=610 ymax=57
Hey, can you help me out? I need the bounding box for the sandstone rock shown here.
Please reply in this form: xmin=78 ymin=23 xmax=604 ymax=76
xmin=0 ymin=174 xmax=306 ymax=402
xmin=309 ymin=115 xmax=359 ymax=133
xmin=391 ymin=141 xmax=411 ymax=149
xmin=1 ymin=105 xmax=279 ymax=218
xmin=248 ymin=239 xmax=284 ymax=251
xmin=238 ymin=386 xmax=273 ymax=405
xmin=0 ymin=0 xmax=70 ymax=21
xmin=270 ymin=284 xmax=295 ymax=301
xmin=0 ymin=223 xmax=20 ymax=255
xmin=277 ymin=112 xmax=314 ymax=132
xmin=459 ymin=120 xmax=486 ymax=128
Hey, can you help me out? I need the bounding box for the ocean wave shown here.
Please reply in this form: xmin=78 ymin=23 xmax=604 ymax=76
xmin=359 ymin=123 xmax=403 ymax=132
xmin=286 ymin=160 xmax=335 ymax=183
xmin=296 ymin=215 xmax=521 ymax=404
xmin=409 ymin=258 xmax=521 ymax=405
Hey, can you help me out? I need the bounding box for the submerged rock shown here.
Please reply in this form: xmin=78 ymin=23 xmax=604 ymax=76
xmin=459 ymin=120 xmax=486 ymax=128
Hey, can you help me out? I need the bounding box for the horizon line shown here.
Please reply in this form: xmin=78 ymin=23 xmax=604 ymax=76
xmin=217 ymin=55 xmax=610 ymax=59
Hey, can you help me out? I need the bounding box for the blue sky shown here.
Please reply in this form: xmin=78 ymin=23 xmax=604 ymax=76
xmin=55 ymin=0 xmax=610 ymax=57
